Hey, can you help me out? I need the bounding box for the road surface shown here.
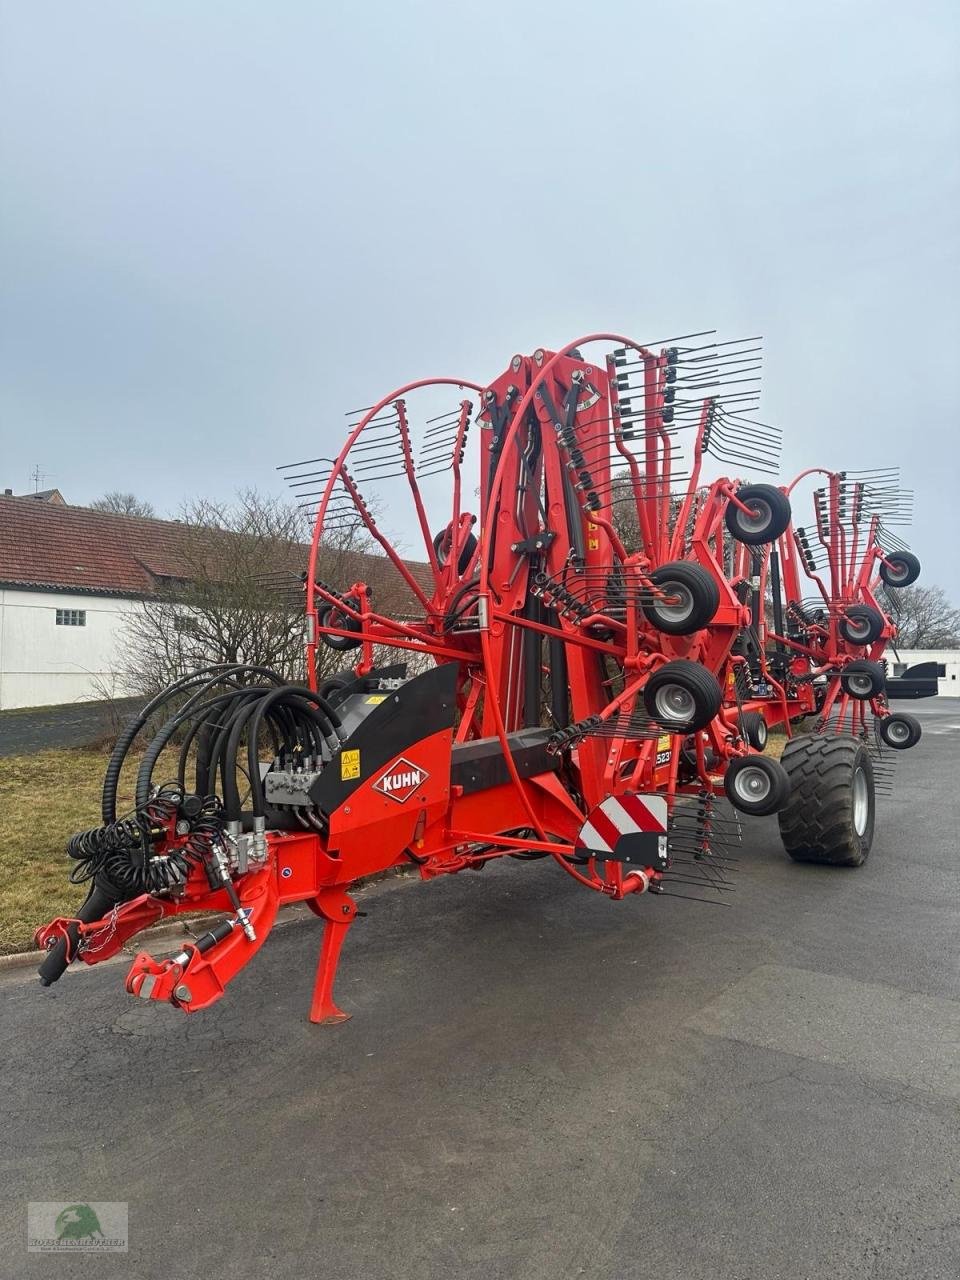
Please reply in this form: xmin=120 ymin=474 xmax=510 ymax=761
xmin=0 ymin=698 xmax=140 ymax=756
xmin=3 ymin=699 xmax=958 ymax=1279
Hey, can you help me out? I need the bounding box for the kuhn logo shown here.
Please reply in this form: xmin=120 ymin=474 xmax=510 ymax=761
xmin=372 ymin=757 xmax=429 ymax=804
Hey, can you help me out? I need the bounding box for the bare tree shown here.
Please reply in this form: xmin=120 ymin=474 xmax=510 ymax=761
xmin=91 ymin=491 xmax=157 ymax=518
xmin=118 ymin=490 xmax=378 ymax=694
xmin=887 ymin=584 xmax=960 ymax=650
xmin=607 ymin=475 xmax=699 ymax=559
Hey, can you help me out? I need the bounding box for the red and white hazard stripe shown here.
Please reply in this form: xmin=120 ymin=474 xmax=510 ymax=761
xmin=575 ymin=794 xmax=668 ymax=855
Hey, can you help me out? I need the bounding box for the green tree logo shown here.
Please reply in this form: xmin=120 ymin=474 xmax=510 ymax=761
xmin=55 ymin=1205 xmax=104 ymax=1242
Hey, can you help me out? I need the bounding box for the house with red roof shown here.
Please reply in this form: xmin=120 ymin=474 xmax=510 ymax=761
xmin=0 ymin=492 xmax=430 ymax=709
xmin=0 ymin=493 xmax=207 ymax=708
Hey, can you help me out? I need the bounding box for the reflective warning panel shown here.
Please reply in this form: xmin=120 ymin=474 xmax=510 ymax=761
xmin=575 ymin=794 xmax=669 ymax=868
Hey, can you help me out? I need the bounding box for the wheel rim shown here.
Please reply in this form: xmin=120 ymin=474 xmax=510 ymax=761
xmin=887 ymin=561 xmax=908 ymax=584
xmin=738 ymin=498 xmax=771 ymax=536
xmin=846 ymin=617 xmax=870 ymax=641
xmin=887 ymin=719 xmax=910 ymax=744
xmin=847 ymin=673 xmax=873 ymax=697
xmin=756 ymin=721 xmax=768 ymax=748
xmin=654 ymin=683 xmax=696 ymax=723
xmin=852 ymin=767 xmax=869 ymax=835
xmin=654 ymin=581 xmax=694 ymax=625
xmin=733 ymin=765 xmax=772 ymax=805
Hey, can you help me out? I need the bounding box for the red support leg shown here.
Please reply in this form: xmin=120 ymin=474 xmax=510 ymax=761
xmin=308 ymin=888 xmax=357 ymax=1026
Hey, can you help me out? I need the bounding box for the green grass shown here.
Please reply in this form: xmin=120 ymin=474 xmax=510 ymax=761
xmin=0 ymin=747 xmax=144 ymax=954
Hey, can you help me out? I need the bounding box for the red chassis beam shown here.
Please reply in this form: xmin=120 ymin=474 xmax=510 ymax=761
xmin=37 ymin=735 xmax=615 ymax=1024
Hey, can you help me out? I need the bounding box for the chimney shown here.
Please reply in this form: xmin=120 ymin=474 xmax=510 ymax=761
xmin=3 ymin=488 xmax=12 ymax=496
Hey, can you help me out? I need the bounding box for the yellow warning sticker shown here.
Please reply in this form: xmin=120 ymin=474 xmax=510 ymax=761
xmin=657 ymin=735 xmax=671 ymax=752
xmin=340 ymin=749 xmax=361 ymax=781
xmin=655 ymin=734 xmax=672 ymax=768
xmin=588 ymin=537 xmax=600 ymax=550
xmin=365 ymin=694 xmax=387 ymax=705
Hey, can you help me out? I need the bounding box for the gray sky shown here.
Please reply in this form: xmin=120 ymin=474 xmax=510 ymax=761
xmin=2 ymin=0 xmax=959 ymax=596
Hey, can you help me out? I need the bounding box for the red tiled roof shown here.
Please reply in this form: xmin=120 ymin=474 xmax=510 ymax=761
xmin=0 ymin=495 xmax=435 ymax=606
xmin=0 ymin=496 xmax=195 ymax=595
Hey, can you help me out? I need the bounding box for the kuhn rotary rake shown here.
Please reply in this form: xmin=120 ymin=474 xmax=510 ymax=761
xmin=35 ymin=332 xmax=926 ymax=1021
xmin=714 ymin=463 xmax=927 ymax=859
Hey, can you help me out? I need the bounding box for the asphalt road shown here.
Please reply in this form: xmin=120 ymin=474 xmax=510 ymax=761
xmin=3 ymin=699 xmax=959 ymax=1280
xmin=0 ymin=698 xmax=140 ymax=756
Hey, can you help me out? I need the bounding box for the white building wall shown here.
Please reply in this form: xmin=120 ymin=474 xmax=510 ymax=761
xmin=891 ymin=649 xmax=960 ymax=697
xmin=0 ymin=588 xmax=142 ymax=709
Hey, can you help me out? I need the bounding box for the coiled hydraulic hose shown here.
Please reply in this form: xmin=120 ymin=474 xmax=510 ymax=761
xmin=38 ymin=790 xmax=226 ymax=987
xmin=67 ymin=788 xmax=219 ymax=897
xmin=42 ymin=670 xmax=340 ymax=989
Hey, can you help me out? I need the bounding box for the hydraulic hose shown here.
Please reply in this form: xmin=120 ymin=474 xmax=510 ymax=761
xmin=245 ymin=688 xmax=344 ymax=819
xmin=102 ymin=664 xmax=285 ymax=823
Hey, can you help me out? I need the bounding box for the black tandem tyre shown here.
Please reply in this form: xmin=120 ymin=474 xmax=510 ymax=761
xmin=840 ymin=659 xmax=886 ymax=699
xmin=642 ymin=561 xmax=721 ymax=636
xmin=642 ymin=660 xmax=723 ymax=733
xmin=879 ymin=550 xmax=921 ymax=588
xmin=724 ymin=754 xmax=791 ymax=816
xmin=724 ymin=483 xmax=792 ymax=545
xmin=839 ymin=603 xmax=885 ymax=646
xmin=741 ymin=709 xmax=768 ymax=750
xmin=778 ymin=735 xmax=876 ymax=866
xmin=877 ymin=712 xmax=922 ymax=750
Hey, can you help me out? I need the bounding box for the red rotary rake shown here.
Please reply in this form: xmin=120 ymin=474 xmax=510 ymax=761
xmin=34 ymin=332 xmax=926 ymax=1023
xmin=709 ymin=464 xmax=927 ymax=859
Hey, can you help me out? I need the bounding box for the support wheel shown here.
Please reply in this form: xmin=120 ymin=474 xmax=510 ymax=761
xmin=877 ymin=712 xmax=921 ymax=750
xmin=840 ymin=659 xmax=885 ymax=700
xmin=778 ymin=735 xmax=875 ymax=866
xmin=724 ymin=755 xmax=790 ymax=816
xmin=642 ymin=562 xmax=720 ymax=636
xmin=434 ymin=526 xmax=478 ymax=576
xmin=839 ymin=604 xmax=885 ymax=646
xmin=741 ymin=710 xmax=768 ymax=750
xmin=724 ymin=484 xmax=792 ymax=545
xmin=317 ymin=596 xmax=363 ymax=651
xmin=879 ymin=551 xmax=921 ymax=588
xmin=643 ymin=660 xmax=723 ymax=733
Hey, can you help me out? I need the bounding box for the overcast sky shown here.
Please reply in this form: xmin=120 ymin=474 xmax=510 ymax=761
xmin=1 ymin=1 xmax=958 ymax=596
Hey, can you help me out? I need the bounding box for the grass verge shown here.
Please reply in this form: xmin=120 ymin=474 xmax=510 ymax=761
xmin=0 ymin=747 xmax=144 ymax=954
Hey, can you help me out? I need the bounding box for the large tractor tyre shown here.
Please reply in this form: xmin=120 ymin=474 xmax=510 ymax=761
xmin=877 ymin=712 xmax=922 ymax=750
xmin=724 ymin=755 xmax=791 ymax=816
xmin=778 ymin=735 xmax=876 ymax=866
xmin=840 ymin=659 xmax=886 ymax=700
xmin=741 ymin=709 xmax=768 ymax=751
xmin=642 ymin=562 xmax=721 ymax=636
xmin=317 ymin=595 xmax=363 ymax=651
xmin=879 ymin=550 xmax=921 ymax=588
xmin=839 ymin=604 xmax=885 ymax=646
xmin=643 ymin=660 xmax=723 ymax=733
xmin=724 ymin=484 xmax=792 ymax=546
